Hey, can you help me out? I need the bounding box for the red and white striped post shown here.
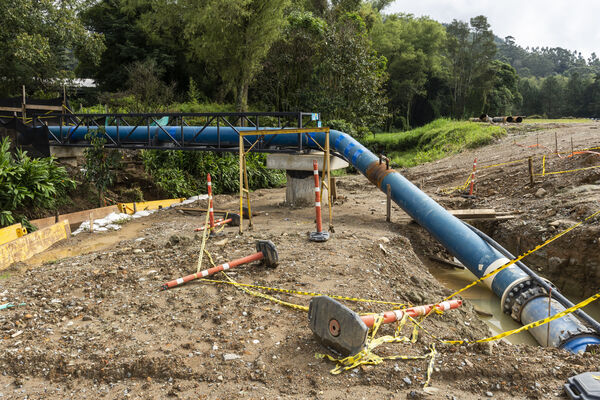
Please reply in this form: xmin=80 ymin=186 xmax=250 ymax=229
xmin=359 ymin=299 xmax=463 ymax=328
xmin=161 ymin=240 xmax=277 ymax=290
xmin=309 ymin=160 xmax=329 ymax=242
xmin=314 ymin=160 xmax=323 ymax=233
xmin=207 ymin=173 xmax=215 ymax=232
xmin=194 ymin=213 xmax=240 ymax=232
xmin=469 ymin=158 xmax=477 ymax=196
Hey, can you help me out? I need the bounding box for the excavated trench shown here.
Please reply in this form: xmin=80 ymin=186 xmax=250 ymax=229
xmin=404 ymin=219 xmax=600 ymax=347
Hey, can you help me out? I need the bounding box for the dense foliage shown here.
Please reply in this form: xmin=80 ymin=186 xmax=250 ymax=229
xmin=140 ymin=151 xmax=285 ymax=198
xmin=3 ymin=0 xmax=600 ymax=129
xmin=0 ymin=138 xmax=76 ymax=227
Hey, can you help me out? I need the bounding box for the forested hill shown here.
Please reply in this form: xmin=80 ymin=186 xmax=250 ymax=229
xmin=2 ymin=0 xmax=600 ymax=132
xmin=494 ymin=35 xmax=600 ymax=78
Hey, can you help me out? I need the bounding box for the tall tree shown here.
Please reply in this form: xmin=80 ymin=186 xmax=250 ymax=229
xmin=0 ymin=0 xmax=105 ymax=96
xmin=372 ymin=13 xmax=445 ymax=128
xmin=182 ymin=0 xmax=289 ymax=112
xmin=445 ymin=16 xmax=496 ymax=117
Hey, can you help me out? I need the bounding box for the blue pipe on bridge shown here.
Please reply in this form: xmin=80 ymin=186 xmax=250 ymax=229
xmin=48 ymin=124 xmax=600 ymax=352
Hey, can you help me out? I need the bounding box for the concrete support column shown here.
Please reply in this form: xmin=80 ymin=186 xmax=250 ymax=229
xmin=267 ymin=151 xmax=348 ymax=208
xmin=285 ymin=170 xmax=328 ymax=207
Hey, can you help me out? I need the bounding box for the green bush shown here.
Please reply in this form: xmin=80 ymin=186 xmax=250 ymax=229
xmin=0 ymin=137 xmax=76 ymax=227
xmin=83 ymin=133 xmax=121 ymax=206
xmin=140 ymin=150 xmax=285 ymax=198
xmin=363 ymin=118 xmax=506 ymax=167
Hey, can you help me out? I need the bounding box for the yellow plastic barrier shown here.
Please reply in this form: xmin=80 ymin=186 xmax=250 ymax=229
xmin=0 ymin=220 xmax=70 ymax=270
xmin=118 ymin=198 xmax=185 ymax=215
xmin=0 ymin=223 xmax=27 ymax=246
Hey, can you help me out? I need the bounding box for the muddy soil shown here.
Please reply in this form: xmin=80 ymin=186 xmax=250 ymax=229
xmin=0 ymin=122 xmax=599 ymax=399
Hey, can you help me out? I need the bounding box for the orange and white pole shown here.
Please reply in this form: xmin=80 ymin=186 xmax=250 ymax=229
xmin=194 ymin=214 xmax=240 ymax=232
xmin=309 ymin=161 xmax=330 ymax=241
xmin=162 ymin=252 xmax=264 ymax=290
xmin=469 ymin=158 xmax=477 ymax=196
xmin=313 ymin=160 xmax=323 ymax=233
xmin=207 ymin=173 xmax=215 ymax=232
xmin=360 ymin=300 xmax=463 ymax=328
xmin=161 ymin=240 xmax=278 ymax=290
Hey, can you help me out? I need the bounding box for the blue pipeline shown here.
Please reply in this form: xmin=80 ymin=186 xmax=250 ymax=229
xmin=47 ymin=125 xmax=600 ymax=351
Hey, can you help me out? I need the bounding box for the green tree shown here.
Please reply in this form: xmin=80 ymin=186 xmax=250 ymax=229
xmin=180 ymin=0 xmax=289 ymax=112
xmin=539 ymin=75 xmax=565 ymax=118
xmin=83 ymin=133 xmax=121 ymax=206
xmin=518 ymin=77 xmax=542 ymax=116
xmin=485 ymin=61 xmax=521 ymax=116
xmin=313 ymin=12 xmax=388 ymax=129
xmin=445 ymin=16 xmax=497 ymax=118
xmin=372 ymin=13 xmax=445 ymax=128
xmin=0 ymin=0 xmax=105 ymax=96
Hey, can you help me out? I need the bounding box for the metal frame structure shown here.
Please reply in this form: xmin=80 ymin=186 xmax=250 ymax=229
xmin=236 ymin=127 xmax=333 ymax=233
xmin=33 ymin=111 xmax=329 ymax=154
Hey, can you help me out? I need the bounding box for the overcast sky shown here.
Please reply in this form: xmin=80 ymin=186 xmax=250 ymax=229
xmin=387 ymin=0 xmax=600 ymax=58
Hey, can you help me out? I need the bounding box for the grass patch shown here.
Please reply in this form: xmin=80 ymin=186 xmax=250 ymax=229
xmin=364 ymin=119 xmax=506 ymax=167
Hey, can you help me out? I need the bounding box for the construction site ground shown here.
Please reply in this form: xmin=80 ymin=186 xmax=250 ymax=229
xmin=1 ymin=122 xmax=600 ymax=399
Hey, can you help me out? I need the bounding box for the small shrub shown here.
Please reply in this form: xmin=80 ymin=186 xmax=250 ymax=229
xmin=140 ymin=150 xmax=284 ymax=197
xmin=0 ymin=137 xmax=75 ymax=227
xmin=83 ymin=132 xmax=121 ymax=206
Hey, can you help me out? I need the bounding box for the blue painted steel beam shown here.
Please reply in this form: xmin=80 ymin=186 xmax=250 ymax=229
xmin=47 ymin=124 xmax=600 ymax=352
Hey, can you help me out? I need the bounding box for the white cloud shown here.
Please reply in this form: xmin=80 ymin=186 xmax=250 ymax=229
xmin=387 ymin=0 xmax=600 ymax=57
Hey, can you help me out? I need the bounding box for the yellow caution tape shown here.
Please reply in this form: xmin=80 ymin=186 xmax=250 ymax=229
xmin=442 ymin=292 xmax=600 ymax=345
xmin=315 ymin=313 xmax=437 ymax=387
xmin=534 ymin=164 xmax=600 ymax=176
xmin=542 ymin=155 xmax=546 ymax=177
xmin=221 ymin=271 xmax=309 ymax=311
xmin=198 ymin=278 xmax=408 ymax=307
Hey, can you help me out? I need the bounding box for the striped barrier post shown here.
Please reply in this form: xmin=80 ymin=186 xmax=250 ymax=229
xmin=309 ymin=296 xmax=463 ymax=356
xmin=207 ymin=174 xmax=215 ymax=233
xmin=309 ymin=160 xmax=330 ymax=242
xmin=469 ymin=158 xmax=477 ymax=196
xmin=161 ymin=240 xmax=278 ymax=290
xmin=359 ymin=299 xmax=463 ymax=327
xmin=194 ymin=214 xmax=240 ymax=232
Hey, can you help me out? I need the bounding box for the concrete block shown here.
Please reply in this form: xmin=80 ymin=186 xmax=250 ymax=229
xmin=285 ymin=171 xmax=328 ymax=207
xmin=266 ymin=152 xmax=348 ymax=171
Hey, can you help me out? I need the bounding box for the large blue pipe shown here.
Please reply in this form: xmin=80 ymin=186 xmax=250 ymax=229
xmin=48 ymin=124 xmax=600 ymax=351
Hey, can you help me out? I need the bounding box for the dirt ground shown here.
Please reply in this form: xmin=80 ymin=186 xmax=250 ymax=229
xmin=1 ymin=122 xmax=599 ymax=399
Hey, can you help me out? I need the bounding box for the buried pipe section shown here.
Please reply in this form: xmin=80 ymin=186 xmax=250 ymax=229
xmin=48 ymin=124 xmax=600 ymax=351
xmin=308 ymin=296 xmax=462 ymax=356
xmin=161 ymin=240 xmax=277 ymax=290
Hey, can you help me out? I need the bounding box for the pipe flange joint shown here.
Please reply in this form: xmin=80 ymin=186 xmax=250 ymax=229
xmin=256 ymin=240 xmax=278 ymax=268
xmin=510 ymin=286 xmax=548 ymax=323
xmin=559 ymin=328 xmax=595 ymax=344
xmin=502 ymin=279 xmax=537 ymax=314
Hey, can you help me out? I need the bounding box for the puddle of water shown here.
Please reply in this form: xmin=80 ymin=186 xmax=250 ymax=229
xmin=25 ymin=219 xmax=148 ymax=266
xmin=430 ymin=266 xmax=538 ymax=345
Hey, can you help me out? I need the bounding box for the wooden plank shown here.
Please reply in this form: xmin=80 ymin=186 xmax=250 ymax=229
xmin=0 ymin=107 xmax=23 ymax=113
xmin=24 ymin=104 xmax=63 ymax=111
xmin=118 ymin=198 xmax=185 ymax=215
xmin=0 ymin=224 xmax=27 ymax=246
xmin=29 ymin=216 xmax=56 ymax=230
xmin=0 ymin=220 xmax=70 ymax=270
xmin=30 ymin=205 xmax=119 ymax=230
